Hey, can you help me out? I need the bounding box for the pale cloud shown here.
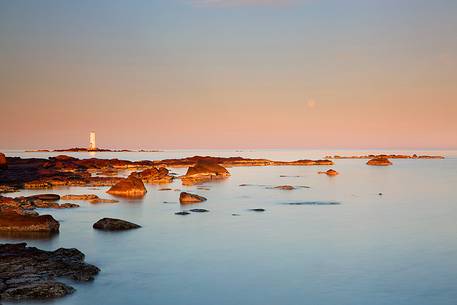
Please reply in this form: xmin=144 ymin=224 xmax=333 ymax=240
xmin=306 ymin=99 xmax=316 ymax=109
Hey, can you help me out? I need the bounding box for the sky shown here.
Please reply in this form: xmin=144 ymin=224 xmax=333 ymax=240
xmin=0 ymin=0 xmax=456 ymax=149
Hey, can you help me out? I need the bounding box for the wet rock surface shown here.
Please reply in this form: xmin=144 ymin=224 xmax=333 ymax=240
xmin=93 ymin=218 xmax=141 ymax=231
xmin=0 ymin=243 xmax=100 ymax=301
xmin=179 ymin=192 xmax=207 ymax=204
xmin=107 ymin=175 xmax=147 ymax=197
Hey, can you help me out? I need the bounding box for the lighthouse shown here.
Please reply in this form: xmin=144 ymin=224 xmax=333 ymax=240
xmin=88 ymin=132 xmax=97 ymax=151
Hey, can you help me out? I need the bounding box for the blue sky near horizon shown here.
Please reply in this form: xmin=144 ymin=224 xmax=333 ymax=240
xmin=0 ymin=0 xmax=456 ymax=149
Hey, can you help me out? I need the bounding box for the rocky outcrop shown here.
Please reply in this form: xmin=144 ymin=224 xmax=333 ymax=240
xmin=179 ymin=192 xmax=207 ymax=204
xmin=0 ymin=213 xmax=59 ymax=232
xmin=367 ymin=157 xmax=392 ymax=166
xmin=93 ymin=218 xmax=141 ymax=231
xmin=130 ymin=167 xmax=173 ymax=184
xmin=181 ymin=161 xmax=230 ymax=185
xmin=107 ymin=175 xmax=147 ymax=197
xmin=153 ymin=155 xmax=334 ymax=168
xmin=0 ymin=243 xmax=99 ymax=301
xmin=318 ymin=169 xmax=339 ymax=176
xmin=0 ymin=152 xmax=7 ymax=169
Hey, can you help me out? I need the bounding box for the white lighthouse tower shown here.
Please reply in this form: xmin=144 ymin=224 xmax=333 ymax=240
xmin=88 ymin=132 xmax=97 ymax=151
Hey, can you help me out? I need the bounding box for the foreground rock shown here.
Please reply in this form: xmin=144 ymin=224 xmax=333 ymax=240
xmin=179 ymin=192 xmax=207 ymax=204
xmin=181 ymin=161 xmax=230 ymax=185
xmin=0 ymin=212 xmax=59 ymax=233
xmin=318 ymin=169 xmax=339 ymax=176
xmin=367 ymin=157 xmax=393 ymax=166
xmin=107 ymin=175 xmax=147 ymax=197
xmin=0 ymin=243 xmax=99 ymax=301
xmin=93 ymin=218 xmax=141 ymax=231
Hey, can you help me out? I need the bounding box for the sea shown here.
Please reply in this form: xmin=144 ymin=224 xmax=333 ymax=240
xmin=1 ymin=149 xmax=457 ymax=305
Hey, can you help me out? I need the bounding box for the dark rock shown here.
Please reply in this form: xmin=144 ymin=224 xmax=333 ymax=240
xmin=93 ymin=218 xmax=141 ymax=231
xmin=0 ymin=243 xmax=99 ymax=301
xmin=249 ymin=208 xmax=265 ymax=212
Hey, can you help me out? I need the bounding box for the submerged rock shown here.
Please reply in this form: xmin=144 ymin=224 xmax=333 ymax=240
xmin=107 ymin=175 xmax=147 ymax=197
xmin=189 ymin=209 xmax=209 ymax=213
xmin=271 ymin=185 xmax=295 ymax=190
xmin=367 ymin=157 xmax=392 ymax=166
xmin=284 ymin=201 xmax=340 ymax=205
xmin=249 ymin=208 xmax=265 ymax=212
xmin=93 ymin=218 xmax=141 ymax=231
xmin=175 ymin=211 xmax=190 ymax=215
xmin=179 ymin=192 xmax=207 ymax=204
xmin=0 ymin=243 xmax=99 ymax=301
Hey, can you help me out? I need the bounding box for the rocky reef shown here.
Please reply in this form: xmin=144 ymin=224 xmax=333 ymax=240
xmin=325 ymin=154 xmax=444 ymax=159
xmin=0 ymin=243 xmax=99 ymax=301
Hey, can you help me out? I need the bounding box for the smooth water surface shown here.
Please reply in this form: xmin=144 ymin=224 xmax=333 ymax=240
xmin=1 ymin=149 xmax=457 ymax=305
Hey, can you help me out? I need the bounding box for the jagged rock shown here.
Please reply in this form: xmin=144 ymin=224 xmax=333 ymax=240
xmin=0 ymin=243 xmax=99 ymax=301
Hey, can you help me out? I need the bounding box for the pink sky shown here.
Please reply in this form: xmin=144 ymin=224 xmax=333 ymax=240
xmin=1 ymin=0 xmax=456 ymax=149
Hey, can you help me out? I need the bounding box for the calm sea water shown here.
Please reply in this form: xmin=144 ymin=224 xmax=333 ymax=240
xmin=1 ymin=149 xmax=457 ymax=305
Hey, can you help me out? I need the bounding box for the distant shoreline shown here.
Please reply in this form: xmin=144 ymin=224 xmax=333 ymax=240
xmin=24 ymin=148 xmax=162 ymax=153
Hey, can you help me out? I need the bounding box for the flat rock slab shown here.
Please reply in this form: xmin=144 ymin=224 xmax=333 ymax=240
xmin=0 ymin=243 xmax=99 ymax=301
xmin=93 ymin=218 xmax=141 ymax=231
